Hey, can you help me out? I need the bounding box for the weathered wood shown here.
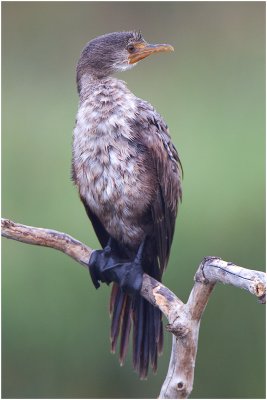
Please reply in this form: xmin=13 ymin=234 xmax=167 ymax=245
xmin=1 ymin=217 xmax=266 ymax=398
xmin=1 ymin=218 xmax=91 ymax=266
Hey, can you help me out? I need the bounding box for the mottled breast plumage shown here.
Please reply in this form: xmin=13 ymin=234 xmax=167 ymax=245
xmin=72 ymin=76 xmax=160 ymax=247
xmin=72 ymin=74 xmax=182 ymax=252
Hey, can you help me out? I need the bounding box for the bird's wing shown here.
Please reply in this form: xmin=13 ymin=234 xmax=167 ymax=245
xmin=80 ymin=195 xmax=110 ymax=248
xmin=133 ymin=99 xmax=183 ymax=273
xmin=71 ymin=161 xmax=109 ymax=248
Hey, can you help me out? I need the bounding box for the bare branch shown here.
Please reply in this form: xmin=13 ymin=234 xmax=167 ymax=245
xmin=159 ymin=256 xmax=265 ymax=399
xmin=1 ymin=218 xmax=182 ymax=316
xmin=1 ymin=218 xmax=92 ymax=266
xmin=2 ymin=217 xmax=266 ymax=398
xmin=195 ymin=257 xmax=266 ymax=303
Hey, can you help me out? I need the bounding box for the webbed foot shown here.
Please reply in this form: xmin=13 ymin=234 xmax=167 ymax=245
xmin=88 ymin=237 xmax=118 ymax=288
xmin=88 ymin=238 xmax=145 ymax=295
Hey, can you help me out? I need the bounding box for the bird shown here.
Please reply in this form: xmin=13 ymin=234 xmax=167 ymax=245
xmin=72 ymin=30 xmax=182 ymax=379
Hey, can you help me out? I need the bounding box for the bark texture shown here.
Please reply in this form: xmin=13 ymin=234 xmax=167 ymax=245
xmin=2 ymin=218 xmax=266 ymax=398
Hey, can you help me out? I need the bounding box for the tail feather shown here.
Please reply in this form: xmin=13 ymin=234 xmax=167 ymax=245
xmin=132 ymin=295 xmax=144 ymax=372
xmin=109 ymin=283 xmax=119 ymax=315
xmin=110 ymin=282 xmax=163 ymax=379
xmin=119 ymin=295 xmax=131 ymax=365
xmin=154 ymin=307 xmax=163 ymax=354
xmin=149 ymin=307 xmax=157 ymax=373
xmin=140 ymin=303 xmax=150 ymax=379
xmin=158 ymin=319 xmax=164 ymax=355
xmin=110 ymin=287 xmax=125 ymax=353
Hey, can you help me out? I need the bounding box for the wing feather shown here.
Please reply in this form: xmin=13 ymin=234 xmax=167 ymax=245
xmin=133 ymin=99 xmax=182 ymax=273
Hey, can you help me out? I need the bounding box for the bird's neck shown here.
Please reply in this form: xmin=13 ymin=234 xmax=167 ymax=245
xmin=75 ymin=72 xmax=137 ymax=139
xmin=77 ymin=73 xmax=129 ymax=103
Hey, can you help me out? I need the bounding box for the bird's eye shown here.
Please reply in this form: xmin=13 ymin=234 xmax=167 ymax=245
xmin=127 ymin=44 xmax=135 ymax=53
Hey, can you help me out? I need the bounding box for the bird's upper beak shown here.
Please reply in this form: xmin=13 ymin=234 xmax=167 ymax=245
xmin=128 ymin=42 xmax=174 ymax=64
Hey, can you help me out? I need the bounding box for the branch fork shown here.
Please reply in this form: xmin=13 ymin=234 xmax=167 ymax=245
xmin=1 ymin=218 xmax=265 ymax=398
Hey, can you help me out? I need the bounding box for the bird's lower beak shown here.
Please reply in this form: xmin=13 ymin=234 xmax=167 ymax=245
xmin=128 ymin=43 xmax=174 ymax=64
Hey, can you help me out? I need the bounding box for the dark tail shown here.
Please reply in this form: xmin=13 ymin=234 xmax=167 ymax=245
xmin=110 ymin=283 xmax=163 ymax=379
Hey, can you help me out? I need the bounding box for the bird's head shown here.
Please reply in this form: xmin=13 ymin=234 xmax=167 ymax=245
xmin=76 ymin=30 xmax=174 ymax=81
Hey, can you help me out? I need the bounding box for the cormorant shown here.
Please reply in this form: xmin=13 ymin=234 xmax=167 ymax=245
xmin=72 ymin=31 xmax=182 ymax=379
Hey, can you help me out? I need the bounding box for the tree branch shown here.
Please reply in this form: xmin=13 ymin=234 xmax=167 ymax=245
xmin=2 ymin=217 xmax=266 ymax=398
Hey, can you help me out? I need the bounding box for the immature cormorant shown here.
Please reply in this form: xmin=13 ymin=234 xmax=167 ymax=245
xmin=72 ymin=31 xmax=182 ymax=379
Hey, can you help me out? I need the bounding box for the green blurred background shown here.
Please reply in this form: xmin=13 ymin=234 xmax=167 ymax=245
xmin=2 ymin=2 xmax=265 ymax=398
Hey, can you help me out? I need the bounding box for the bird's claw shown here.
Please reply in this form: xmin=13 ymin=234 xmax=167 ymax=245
xmin=88 ymin=239 xmax=145 ymax=294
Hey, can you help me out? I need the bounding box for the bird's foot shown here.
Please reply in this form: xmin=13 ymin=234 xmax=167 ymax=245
xmin=88 ymin=237 xmax=118 ymax=289
xmin=88 ymin=239 xmax=145 ymax=295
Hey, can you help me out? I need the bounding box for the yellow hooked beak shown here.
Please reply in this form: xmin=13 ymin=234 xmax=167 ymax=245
xmin=128 ymin=43 xmax=174 ymax=64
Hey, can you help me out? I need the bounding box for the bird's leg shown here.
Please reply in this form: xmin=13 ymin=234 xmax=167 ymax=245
xmin=88 ymin=237 xmax=120 ymax=289
xmin=88 ymin=238 xmax=145 ymax=294
xmin=112 ymin=239 xmax=145 ymax=294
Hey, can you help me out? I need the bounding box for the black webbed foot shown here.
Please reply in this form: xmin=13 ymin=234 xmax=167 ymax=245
xmin=88 ymin=238 xmax=145 ymax=295
xmin=88 ymin=237 xmax=119 ymax=289
xmin=117 ymin=240 xmax=145 ymax=294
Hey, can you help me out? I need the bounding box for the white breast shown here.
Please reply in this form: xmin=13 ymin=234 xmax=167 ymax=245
xmin=72 ymin=76 xmax=152 ymax=245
